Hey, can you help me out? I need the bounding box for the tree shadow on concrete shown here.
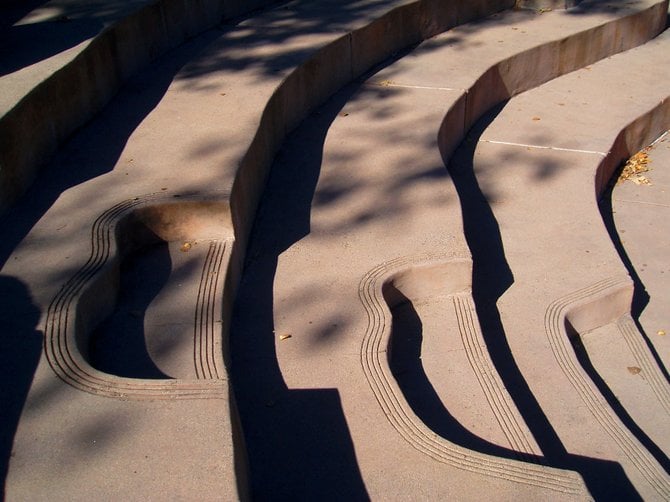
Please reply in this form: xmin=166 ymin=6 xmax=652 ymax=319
xmin=0 ymin=0 xmax=154 ymax=76
xmin=0 ymin=28 xmax=223 ymax=271
xmin=0 ymin=275 xmax=42 ymax=498
xmin=388 ymin=288 xmax=539 ymax=463
xmin=447 ymin=103 xmax=642 ymax=500
xmin=230 ymin=82 xmax=370 ymax=500
xmin=0 ymin=15 xmax=101 ymax=76
xmin=0 ymin=27 xmax=223 ymax=497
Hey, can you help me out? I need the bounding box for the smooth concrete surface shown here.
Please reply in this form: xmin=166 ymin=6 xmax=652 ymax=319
xmin=1 ymin=0 xmax=669 ymax=499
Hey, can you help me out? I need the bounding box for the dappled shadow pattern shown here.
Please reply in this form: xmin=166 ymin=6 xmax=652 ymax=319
xmin=230 ymin=83 xmax=369 ymax=499
xmin=0 ymin=0 xmax=149 ymax=76
xmin=447 ymin=103 xmax=642 ymax=500
xmin=0 ymin=28 xmax=223 ymax=272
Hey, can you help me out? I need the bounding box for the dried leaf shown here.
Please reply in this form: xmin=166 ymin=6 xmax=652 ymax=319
xmin=180 ymin=242 xmax=192 ymax=252
xmin=279 ymin=334 xmax=292 ymax=341
xmin=658 ymin=330 xmax=666 ymax=336
xmin=627 ymin=366 xmax=642 ymax=375
xmin=619 ymin=150 xmax=652 ymax=184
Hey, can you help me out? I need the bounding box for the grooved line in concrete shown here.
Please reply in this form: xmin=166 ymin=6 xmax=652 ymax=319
xmin=365 ymin=82 xmax=464 ymax=92
xmin=194 ymin=240 xmax=226 ymax=380
xmin=545 ymin=277 xmax=670 ymax=498
xmin=617 ymin=315 xmax=670 ymax=415
xmin=453 ymin=293 xmax=539 ymax=459
xmin=614 ymin=199 xmax=670 ymax=208
xmin=44 ymin=193 xmax=229 ymax=400
xmin=359 ymin=255 xmax=585 ymax=494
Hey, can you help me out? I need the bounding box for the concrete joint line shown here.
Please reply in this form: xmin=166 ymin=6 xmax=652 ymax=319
xmin=482 ymin=139 xmax=607 ymax=156
xmin=365 ymin=82 xmax=464 ymax=92
xmin=613 ymin=198 xmax=670 ymax=208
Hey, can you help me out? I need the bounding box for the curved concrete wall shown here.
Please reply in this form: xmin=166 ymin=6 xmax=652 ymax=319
xmin=0 ymin=0 xmax=282 ymax=214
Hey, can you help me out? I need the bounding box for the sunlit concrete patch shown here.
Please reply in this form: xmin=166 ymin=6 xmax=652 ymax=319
xmin=611 ymin=130 xmax=670 ymax=371
xmin=44 ymin=192 xmax=233 ymax=399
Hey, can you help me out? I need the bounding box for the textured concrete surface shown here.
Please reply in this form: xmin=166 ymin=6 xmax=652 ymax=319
xmin=1 ymin=0 xmax=669 ymax=500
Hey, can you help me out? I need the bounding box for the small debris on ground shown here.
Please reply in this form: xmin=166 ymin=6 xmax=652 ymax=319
xmin=279 ymin=334 xmax=292 ymax=341
xmin=180 ymin=242 xmax=192 ymax=252
xmin=619 ymin=149 xmax=652 ymax=185
xmin=658 ymin=330 xmax=666 ymax=336
xmin=627 ymin=366 xmax=642 ymax=375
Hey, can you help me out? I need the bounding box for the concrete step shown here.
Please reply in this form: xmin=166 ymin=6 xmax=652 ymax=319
xmin=0 ymin=0 xmax=284 ymax=214
xmin=447 ymin=27 xmax=670 ymax=499
xmin=230 ymin=2 xmax=669 ymax=500
xmin=0 ymin=1 xmax=524 ymax=499
xmin=610 ymin=130 xmax=670 ymax=374
xmin=1 ymin=0 xmax=668 ymax=499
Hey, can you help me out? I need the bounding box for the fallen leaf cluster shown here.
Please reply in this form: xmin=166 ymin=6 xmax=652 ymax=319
xmin=618 ymin=150 xmax=652 ymax=185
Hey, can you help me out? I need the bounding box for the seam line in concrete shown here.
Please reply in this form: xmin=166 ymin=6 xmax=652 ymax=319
xmin=482 ymin=139 xmax=607 ymax=156
xmin=365 ymin=82 xmax=464 ymax=91
xmin=613 ymin=198 xmax=670 ymax=208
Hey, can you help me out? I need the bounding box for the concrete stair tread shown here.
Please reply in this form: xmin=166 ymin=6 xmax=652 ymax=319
xmin=1 ymin=0 xmax=669 ymax=499
xmin=447 ymin=27 xmax=670 ymax=498
xmin=232 ymin=2 xmax=669 ymax=500
xmin=612 ymin=130 xmax=670 ymax=371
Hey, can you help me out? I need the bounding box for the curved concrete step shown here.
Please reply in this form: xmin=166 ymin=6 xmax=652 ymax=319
xmin=610 ymin=130 xmax=670 ymax=374
xmin=230 ymin=2 xmax=668 ymax=500
xmin=1 ymin=1 xmax=524 ymax=499
xmin=0 ymin=0 xmax=288 ymax=214
xmin=447 ymin=28 xmax=670 ymax=499
xmin=1 ymin=0 xmax=668 ymax=499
